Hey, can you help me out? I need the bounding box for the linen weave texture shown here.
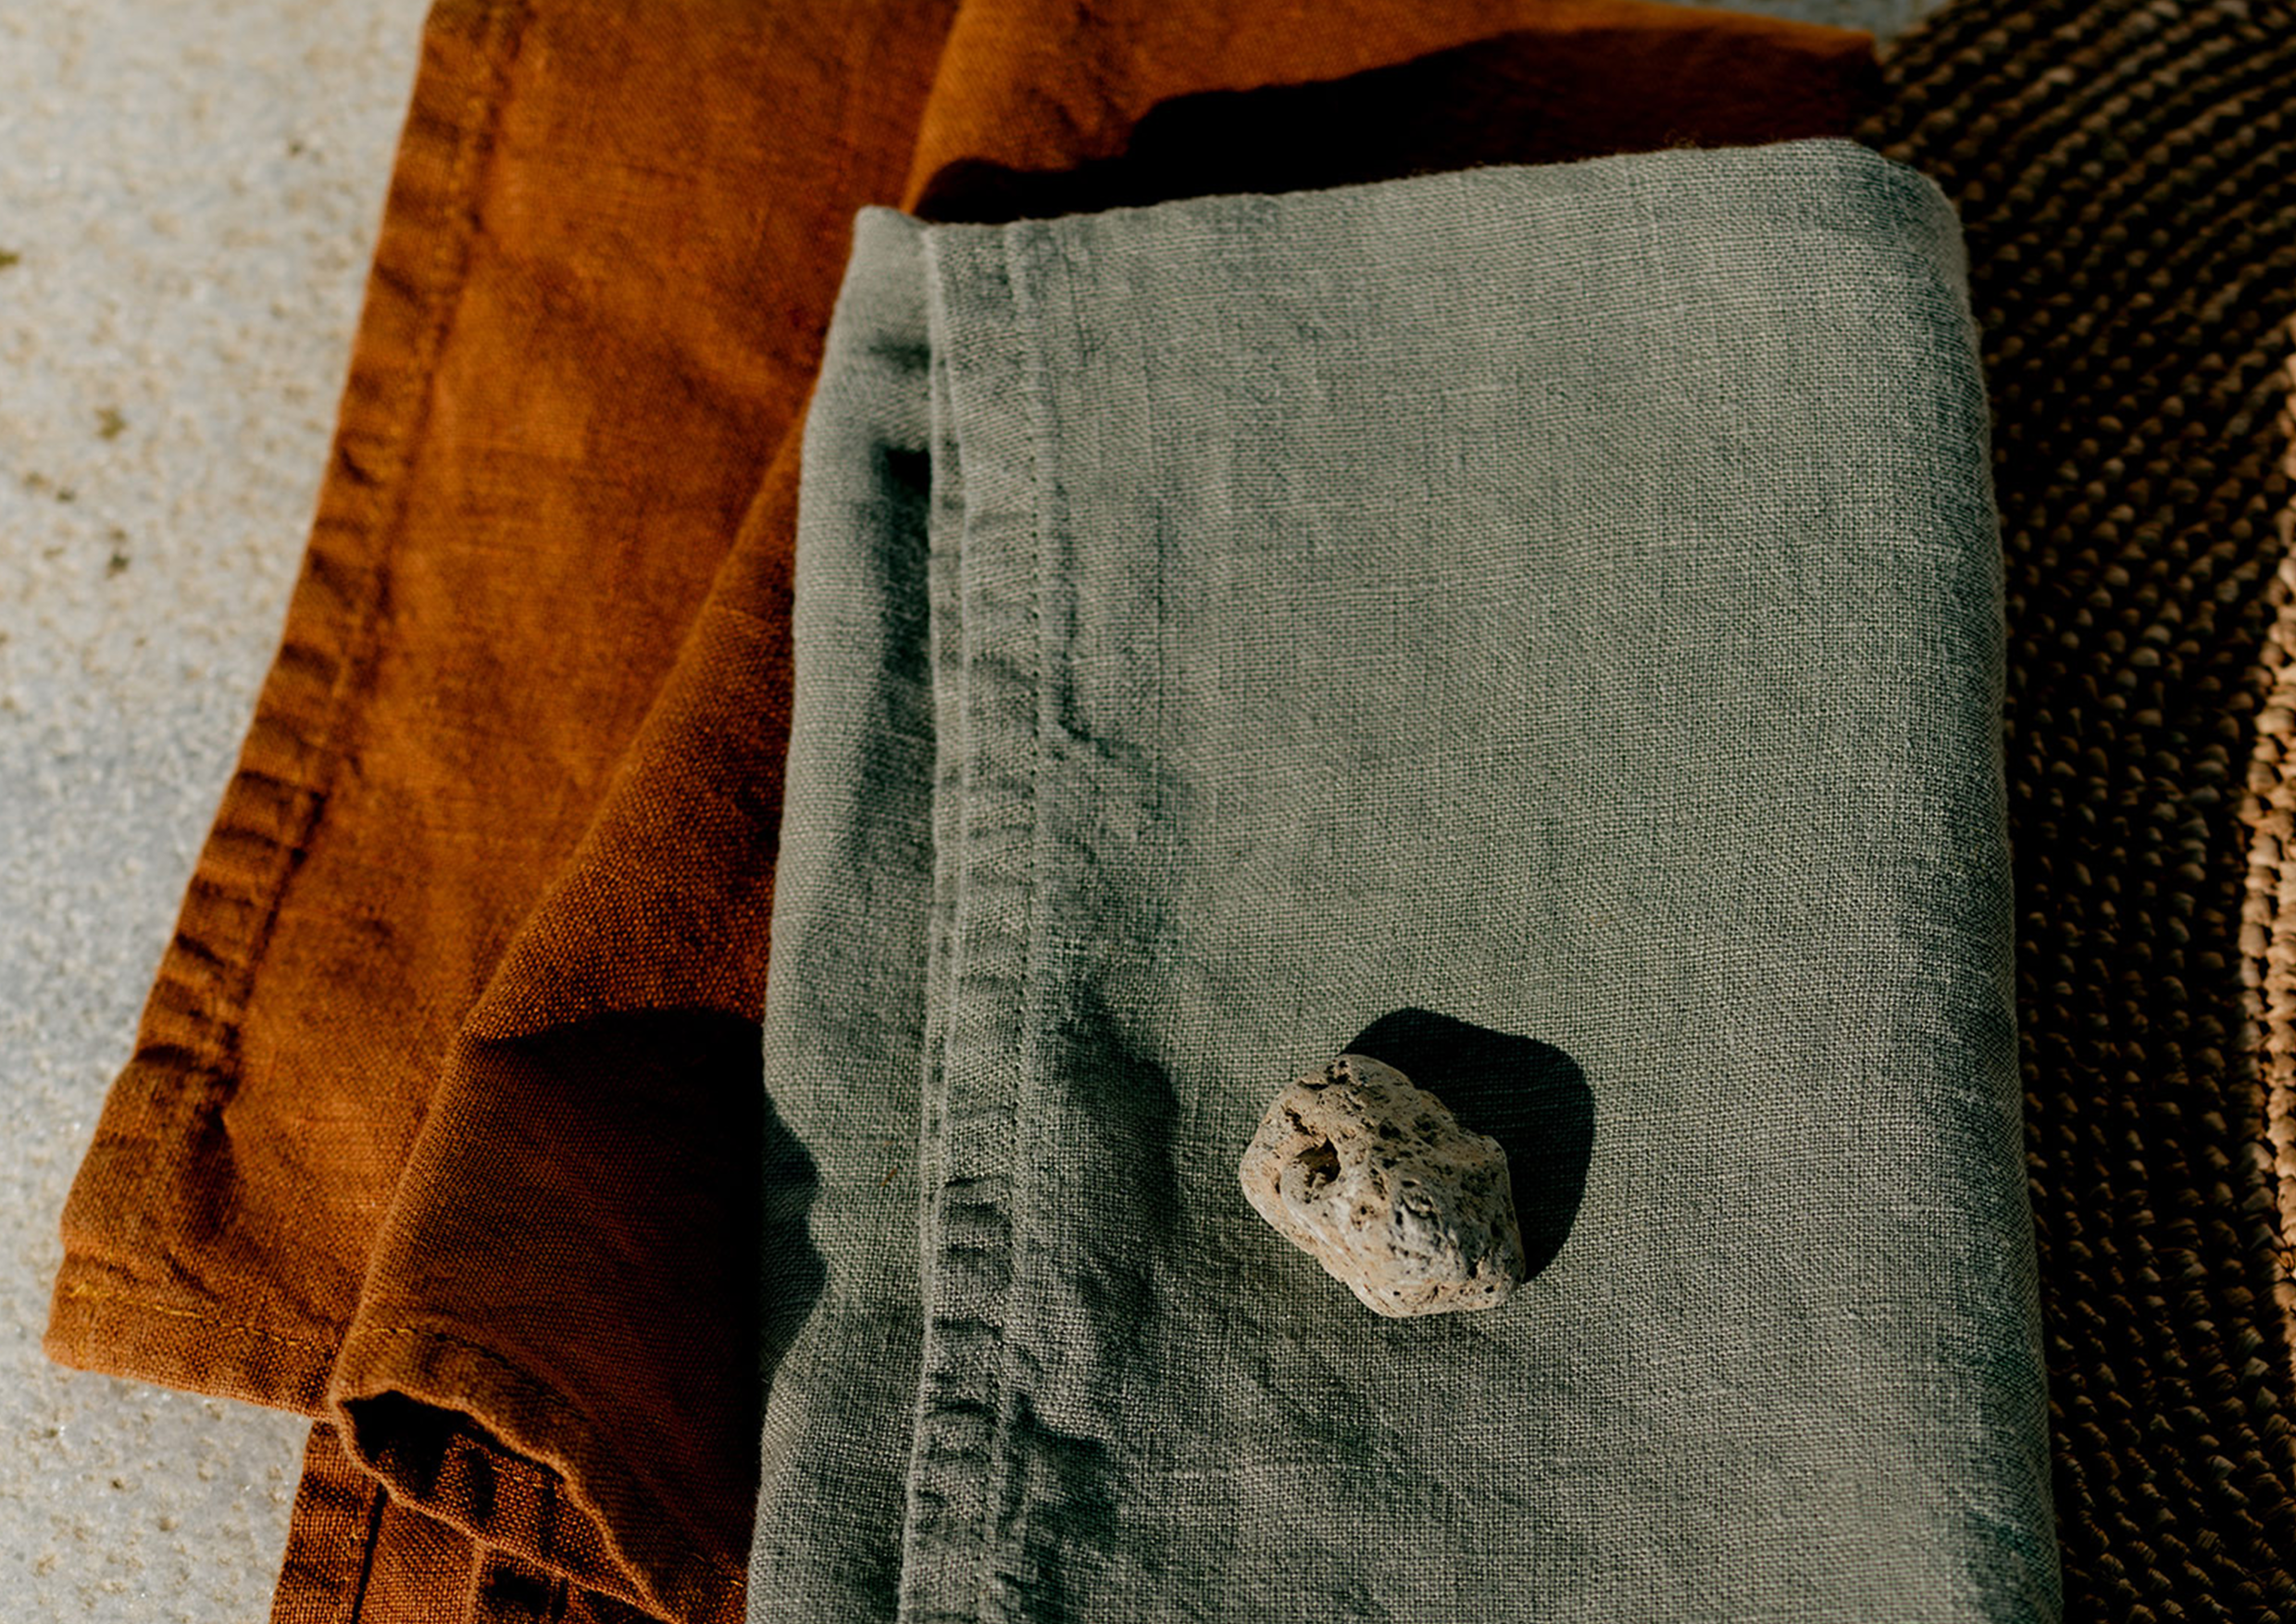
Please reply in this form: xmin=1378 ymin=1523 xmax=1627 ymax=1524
xmin=755 ymin=139 xmax=2054 ymax=1621
xmin=41 ymin=0 xmax=1878 ymax=1612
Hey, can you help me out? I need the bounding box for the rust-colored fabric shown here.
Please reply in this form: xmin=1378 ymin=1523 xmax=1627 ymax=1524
xmin=275 ymin=1423 xmax=655 ymax=1624
xmin=275 ymin=1424 xmax=479 ymax=1624
xmin=44 ymin=1 xmax=1877 ymax=1619
xmin=50 ymin=0 xmax=955 ymax=1617
xmin=904 ymin=0 xmax=1876 ymax=219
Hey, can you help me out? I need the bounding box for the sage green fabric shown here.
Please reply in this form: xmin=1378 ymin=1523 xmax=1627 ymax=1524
xmin=753 ymin=138 xmax=2057 ymax=1623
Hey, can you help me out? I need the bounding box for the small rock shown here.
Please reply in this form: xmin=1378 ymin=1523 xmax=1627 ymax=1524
xmin=1239 ymin=1054 xmax=1526 ymax=1318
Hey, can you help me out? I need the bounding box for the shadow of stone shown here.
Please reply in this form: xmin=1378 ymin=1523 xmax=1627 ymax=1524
xmin=1345 ymin=1007 xmax=1594 ymax=1280
xmin=757 ymin=1085 xmax=826 ymax=1392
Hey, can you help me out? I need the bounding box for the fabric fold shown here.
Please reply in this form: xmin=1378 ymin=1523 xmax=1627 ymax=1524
xmin=755 ymin=139 xmax=2053 ymax=1621
xmin=57 ymin=2 xmax=960 ymax=1619
xmin=44 ymin=0 xmax=1883 ymax=1617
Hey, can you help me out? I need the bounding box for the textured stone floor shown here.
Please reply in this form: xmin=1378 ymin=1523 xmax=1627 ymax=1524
xmin=0 ymin=0 xmax=1933 ymax=1616
xmin=0 ymin=2 xmax=425 ymax=1618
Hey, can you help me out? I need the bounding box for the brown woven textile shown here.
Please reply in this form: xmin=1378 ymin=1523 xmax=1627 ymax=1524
xmin=900 ymin=0 xmax=1877 ymax=219
xmin=44 ymin=1 xmax=1874 ymax=1619
xmin=277 ymin=1423 xmax=655 ymax=1624
xmin=2242 ymin=347 xmax=2296 ymax=1341
xmin=1868 ymin=1 xmax=2296 ymax=1615
xmin=276 ymin=1425 xmax=479 ymax=1622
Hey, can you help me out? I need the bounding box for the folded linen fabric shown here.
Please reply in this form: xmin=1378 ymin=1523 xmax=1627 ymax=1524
xmin=755 ymin=140 xmax=2053 ymax=1621
xmin=308 ymin=8 xmax=1875 ymax=1615
xmin=36 ymin=0 xmax=1881 ymax=1614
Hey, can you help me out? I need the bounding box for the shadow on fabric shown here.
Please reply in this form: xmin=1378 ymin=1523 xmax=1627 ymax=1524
xmin=758 ymin=1086 xmax=826 ymax=1390
xmin=1346 ymin=1007 xmax=1594 ymax=1279
xmin=912 ymin=26 xmax=1876 ymax=225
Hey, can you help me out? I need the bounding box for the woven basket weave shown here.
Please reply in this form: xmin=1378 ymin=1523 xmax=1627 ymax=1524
xmin=1867 ymin=1 xmax=2296 ymax=1615
xmin=2241 ymin=372 xmax=2296 ymax=1316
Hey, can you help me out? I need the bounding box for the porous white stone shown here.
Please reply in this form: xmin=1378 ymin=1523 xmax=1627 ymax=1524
xmin=1240 ymin=1054 xmax=1526 ymax=1318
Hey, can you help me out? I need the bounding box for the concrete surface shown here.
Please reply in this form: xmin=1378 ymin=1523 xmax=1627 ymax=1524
xmin=1 ymin=3 xmax=427 ymax=1618
xmin=0 ymin=0 xmax=1938 ymax=1617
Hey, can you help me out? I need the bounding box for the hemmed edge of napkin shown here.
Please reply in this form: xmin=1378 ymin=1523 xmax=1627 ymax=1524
xmin=273 ymin=1422 xmax=480 ymax=1624
xmin=329 ymin=1323 xmax=745 ymax=1624
xmin=272 ymin=1419 xmax=670 ymax=1624
xmin=44 ymin=0 xmax=529 ymax=1414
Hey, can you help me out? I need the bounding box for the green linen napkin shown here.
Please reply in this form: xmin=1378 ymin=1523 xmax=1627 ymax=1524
xmin=751 ymin=137 xmax=2056 ymax=1622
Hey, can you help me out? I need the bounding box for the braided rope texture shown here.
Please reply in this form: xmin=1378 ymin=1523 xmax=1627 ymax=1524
xmin=2241 ymin=348 xmax=2296 ymax=1362
xmin=1867 ymin=2 xmax=2296 ymax=1616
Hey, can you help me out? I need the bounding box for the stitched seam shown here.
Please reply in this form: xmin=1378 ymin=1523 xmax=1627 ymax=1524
xmin=303 ymin=0 xmax=528 ymax=778
xmin=56 ymin=1283 xmax=614 ymax=1375
xmin=63 ymin=1288 xmax=749 ymax=1611
xmin=57 ymin=1284 xmax=643 ymax=1381
xmin=169 ymin=0 xmax=524 ymax=1075
xmin=56 ymin=1282 xmax=337 ymax=1354
xmin=970 ymin=219 xmax=1050 ymax=1624
xmin=59 ymin=1268 xmax=755 ymax=1591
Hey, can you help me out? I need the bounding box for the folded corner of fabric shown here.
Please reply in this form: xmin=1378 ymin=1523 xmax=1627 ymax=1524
xmin=325 ymin=1318 xmax=748 ymax=1624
